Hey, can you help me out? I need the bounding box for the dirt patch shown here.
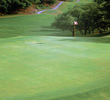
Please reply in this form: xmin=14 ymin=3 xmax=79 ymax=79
xmin=18 ymin=5 xmax=38 ymax=14
xmin=0 ymin=5 xmax=38 ymax=18
xmin=0 ymin=1 xmax=62 ymax=18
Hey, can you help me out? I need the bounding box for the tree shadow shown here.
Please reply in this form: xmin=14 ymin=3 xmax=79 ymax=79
xmin=0 ymin=24 xmax=110 ymax=41
xmin=92 ymin=31 xmax=110 ymax=37
xmin=0 ymin=25 xmax=73 ymax=38
xmin=51 ymin=85 xmax=110 ymax=100
xmin=60 ymin=37 xmax=110 ymax=44
xmin=41 ymin=26 xmax=52 ymax=28
xmin=31 ymin=29 xmax=61 ymax=32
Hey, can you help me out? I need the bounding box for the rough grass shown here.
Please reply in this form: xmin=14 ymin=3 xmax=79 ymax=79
xmin=0 ymin=0 xmax=110 ymax=100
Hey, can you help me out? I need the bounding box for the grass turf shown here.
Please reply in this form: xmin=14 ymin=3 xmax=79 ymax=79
xmin=0 ymin=0 xmax=110 ymax=100
xmin=0 ymin=36 xmax=110 ymax=100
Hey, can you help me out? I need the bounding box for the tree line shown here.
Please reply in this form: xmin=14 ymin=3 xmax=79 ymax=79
xmin=0 ymin=0 xmax=59 ymax=14
xmin=0 ymin=0 xmax=72 ymax=15
xmin=52 ymin=0 xmax=110 ymax=36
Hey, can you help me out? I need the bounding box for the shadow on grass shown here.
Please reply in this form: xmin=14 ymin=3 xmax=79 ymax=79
xmin=41 ymin=26 xmax=52 ymax=28
xmin=0 ymin=26 xmax=73 ymax=38
xmin=59 ymin=31 xmax=110 ymax=44
xmin=0 ymin=25 xmax=110 ymax=42
xmin=51 ymin=85 xmax=110 ymax=100
xmin=6 ymin=84 xmax=110 ymax=100
xmin=60 ymin=37 xmax=110 ymax=44
xmin=31 ymin=30 xmax=61 ymax=32
xmin=92 ymin=31 xmax=110 ymax=37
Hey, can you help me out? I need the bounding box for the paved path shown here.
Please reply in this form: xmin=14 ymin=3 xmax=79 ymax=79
xmin=37 ymin=0 xmax=80 ymax=14
xmin=52 ymin=2 xmax=64 ymax=10
xmin=37 ymin=2 xmax=64 ymax=14
xmin=77 ymin=0 xmax=80 ymax=2
xmin=37 ymin=10 xmax=47 ymax=14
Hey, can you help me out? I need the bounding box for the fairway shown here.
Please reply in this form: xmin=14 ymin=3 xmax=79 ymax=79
xmin=0 ymin=0 xmax=110 ymax=100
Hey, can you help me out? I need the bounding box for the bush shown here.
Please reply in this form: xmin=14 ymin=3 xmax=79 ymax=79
xmin=39 ymin=4 xmax=45 ymax=9
xmin=0 ymin=0 xmax=33 ymax=14
xmin=40 ymin=0 xmax=57 ymax=4
xmin=48 ymin=0 xmax=57 ymax=4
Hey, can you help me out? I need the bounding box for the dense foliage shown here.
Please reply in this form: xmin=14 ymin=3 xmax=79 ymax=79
xmin=0 ymin=0 xmax=58 ymax=14
xmin=52 ymin=0 xmax=110 ymax=36
xmin=93 ymin=0 xmax=110 ymax=33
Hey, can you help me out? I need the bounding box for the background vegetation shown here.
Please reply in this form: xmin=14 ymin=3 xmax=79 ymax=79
xmin=52 ymin=0 xmax=110 ymax=36
xmin=0 ymin=0 xmax=71 ymax=15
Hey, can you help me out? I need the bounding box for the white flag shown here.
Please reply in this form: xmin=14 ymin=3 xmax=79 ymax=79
xmin=74 ymin=21 xmax=78 ymax=25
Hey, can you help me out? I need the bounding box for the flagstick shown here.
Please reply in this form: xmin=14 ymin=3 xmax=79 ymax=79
xmin=74 ymin=24 xmax=76 ymax=41
xmin=74 ymin=23 xmax=75 ymax=37
xmin=74 ymin=21 xmax=78 ymax=40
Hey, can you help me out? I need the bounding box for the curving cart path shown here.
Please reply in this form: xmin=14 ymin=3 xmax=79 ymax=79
xmin=37 ymin=0 xmax=80 ymax=14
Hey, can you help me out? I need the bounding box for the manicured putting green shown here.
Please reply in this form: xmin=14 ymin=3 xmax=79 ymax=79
xmin=0 ymin=36 xmax=110 ymax=100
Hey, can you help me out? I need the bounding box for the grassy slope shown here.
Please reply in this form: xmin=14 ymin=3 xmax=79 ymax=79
xmin=0 ymin=0 xmax=110 ymax=100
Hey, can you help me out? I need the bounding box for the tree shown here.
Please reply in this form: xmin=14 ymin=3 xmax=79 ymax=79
xmin=0 ymin=0 xmax=34 ymax=14
xmin=0 ymin=0 xmax=10 ymax=14
xmin=52 ymin=3 xmax=98 ymax=36
xmin=94 ymin=0 xmax=110 ymax=33
xmin=76 ymin=3 xmax=98 ymax=35
xmin=40 ymin=0 xmax=57 ymax=4
xmin=52 ymin=12 xmax=76 ymax=36
xmin=0 ymin=0 xmax=58 ymax=14
xmin=31 ymin=0 xmax=41 ymax=4
xmin=52 ymin=1 xmax=110 ymax=36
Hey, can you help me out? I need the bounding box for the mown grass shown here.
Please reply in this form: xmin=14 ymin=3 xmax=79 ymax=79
xmin=0 ymin=36 xmax=110 ymax=100
xmin=52 ymin=84 xmax=110 ymax=100
xmin=0 ymin=0 xmax=110 ymax=100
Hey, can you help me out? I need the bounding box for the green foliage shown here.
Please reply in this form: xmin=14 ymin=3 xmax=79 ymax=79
xmin=94 ymin=0 xmax=105 ymax=4
xmin=52 ymin=12 xmax=76 ymax=36
xmin=52 ymin=13 xmax=74 ymax=31
xmin=0 ymin=0 xmax=10 ymax=14
xmin=31 ymin=0 xmax=41 ymax=4
xmin=93 ymin=0 xmax=110 ymax=33
xmin=59 ymin=0 xmax=74 ymax=1
xmin=38 ymin=4 xmax=45 ymax=9
xmin=40 ymin=0 xmax=57 ymax=4
xmin=0 ymin=0 xmax=32 ymax=14
xmin=0 ymin=0 xmax=57 ymax=14
xmin=52 ymin=3 xmax=98 ymax=36
xmin=49 ymin=0 xmax=57 ymax=4
xmin=52 ymin=0 xmax=110 ymax=36
xmin=76 ymin=3 xmax=98 ymax=35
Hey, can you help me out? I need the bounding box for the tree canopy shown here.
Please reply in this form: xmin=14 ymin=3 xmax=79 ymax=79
xmin=0 ymin=0 xmax=58 ymax=14
xmin=52 ymin=0 xmax=110 ymax=36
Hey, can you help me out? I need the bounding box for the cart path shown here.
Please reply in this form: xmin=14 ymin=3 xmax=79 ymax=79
xmin=37 ymin=0 xmax=80 ymax=14
xmin=37 ymin=2 xmax=64 ymax=14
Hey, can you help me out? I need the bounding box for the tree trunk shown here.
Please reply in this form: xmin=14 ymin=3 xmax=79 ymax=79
xmin=99 ymin=30 xmax=103 ymax=34
xmin=92 ymin=29 xmax=94 ymax=34
xmin=72 ymin=24 xmax=75 ymax=37
xmin=72 ymin=31 xmax=75 ymax=37
xmin=80 ymin=30 xmax=83 ymax=35
xmin=89 ymin=29 xmax=91 ymax=34
xmin=84 ymin=29 xmax=87 ymax=35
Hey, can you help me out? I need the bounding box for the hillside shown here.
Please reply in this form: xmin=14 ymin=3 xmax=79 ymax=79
xmin=0 ymin=0 xmax=72 ymax=15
